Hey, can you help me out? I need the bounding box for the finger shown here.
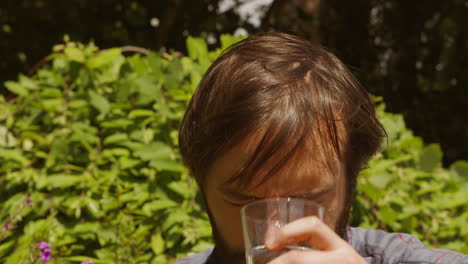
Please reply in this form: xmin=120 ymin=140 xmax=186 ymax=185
xmin=267 ymin=249 xmax=341 ymax=264
xmin=264 ymin=209 xmax=281 ymax=241
xmin=265 ymin=216 xmax=346 ymax=251
xmin=265 ymin=221 xmax=281 ymax=248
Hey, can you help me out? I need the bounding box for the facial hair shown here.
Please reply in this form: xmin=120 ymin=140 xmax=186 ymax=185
xmin=204 ymin=206 xmax=246 ymax=264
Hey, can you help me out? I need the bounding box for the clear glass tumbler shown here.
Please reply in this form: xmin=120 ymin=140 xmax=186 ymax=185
xmin=241 ymin=197 xmax=324 ymax=264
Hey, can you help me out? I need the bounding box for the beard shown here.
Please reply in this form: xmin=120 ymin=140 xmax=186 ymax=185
xmin=205 ymin=210 xmax=246 ymax=264
xmin=204 ymin=204 xmax=352 ymax=264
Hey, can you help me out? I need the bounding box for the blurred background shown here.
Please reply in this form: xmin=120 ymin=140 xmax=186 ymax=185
xmin=1 ymin=0 xmax=467 ymax=164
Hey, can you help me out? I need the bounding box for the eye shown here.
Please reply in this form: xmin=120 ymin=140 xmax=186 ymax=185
xmin=222 ymin=197 xmax=256 ymax=207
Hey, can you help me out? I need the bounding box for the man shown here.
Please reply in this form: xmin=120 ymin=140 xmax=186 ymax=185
xmin=175 ymin=32 xmax=467 ymax=264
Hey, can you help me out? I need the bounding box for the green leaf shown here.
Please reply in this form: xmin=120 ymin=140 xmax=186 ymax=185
xmin=18 ymin=74 xmax=39 ymax=90
xmin=368 ymin=171 xmax=392 ymax=189
xmin=68 ymin=99 xmax=89 ymax=109
xmin=150 ymin=159 xmax=183 ymax=172
xmin=168 ymin=181 xmax=190 ymax=198
xmin=192 ymin=241 xmax=214 ymax=253
xmin=100 ymin=118 xmax=133 ymax=128
xmin=142 ymin=200 xmax=178 ymax=214
xmin=99 ymin=56 xmax=125 ymax=84
xmin=380 ymin=206 xmax=399 ymax=224
xmin=186 ymin=36 xmax=208 ymax=60
xmin=87 ymin=48 xmax=122 ymax=69
xmin=128 ymin=109 xmax=155 ymax=119
xmin=130 ymin=129 xmax=155 ymax=144
xmin=133 ymin=142 xmax=170 ymax=161
xmin=151 ymin=232 xmax=165 ymax=254
xmin=165 ymin=58 xmax=185 ymax=91
xmin=119 ymin=187 xmax=150 ymax=203
xmin=72 ymin=222 xmax=100 ymax=234
xmin=0 ymin=126 xmax=17 ymax=147
xmin=220 ymin=33 xmax=244 ymax=50
xmin=118 ymin=156 xmax=141 ymax=169
xmin=37 ymin=174 xmax=84 ymax=189
xmin=86 ymin=199 xmax=101 ymax=217
xmin=94 ymin=248 xmax=115 ymax=263
xmin=65 ymin=46 xmax=86 ymax=62
xmin=152 ymin=255 xmax=168 ymax=264
xmin=134 ymin=74 xmax=162 ymax=105
xmin=419 ymin=144 xmax=443 ymax=172
xmin=186 ymin=36 xmax=211 ymax=71
xmin=1 ymin=149 xmax=29 ymax=166
xmin=0 ymin=239 xmax=15 ymax=259
xmin=450 ymin=161 xmax=468 ymax=179
xmin=162 ymin=209 xmax=190 ymax=230
xmin=189 ymin=64 xmax=203 ymax=92
xmin=4 ymin=81 xmax=28 ymax=96
xmin=360 ymin=183 xmax=382 ymax=201
xmin=39 ymin=87 xmax=62 ymax=98
xmin=41 ymin=98 xmax=63 ymax=112
xmin=111 ymin=147 xmax=130 ymax=156
xmin=134 ymin=142 xmax=183 ymax=172
xmin=89 ymin=90 xmax=110 ymax=115
xmin=129 ymin=54 xmax=150 ymax=74
xmin=147 ymin=51 xmax=163 ymax=80
xmin=103 ymin=133 xmax=129 ymax=145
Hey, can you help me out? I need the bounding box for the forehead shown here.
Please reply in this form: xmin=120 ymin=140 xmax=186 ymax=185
xmin=206 ymin=132 xmax=344 ymax=196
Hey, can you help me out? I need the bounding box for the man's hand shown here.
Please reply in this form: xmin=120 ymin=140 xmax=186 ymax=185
xmin=264 ymin=216 xmax=367 ymax=264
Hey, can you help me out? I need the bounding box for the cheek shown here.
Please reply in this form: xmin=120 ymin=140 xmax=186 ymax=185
xmin=206 ymin=189 xmax=245 ymax=251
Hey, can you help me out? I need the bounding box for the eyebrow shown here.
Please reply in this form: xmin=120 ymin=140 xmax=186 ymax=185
xmin=218 ymin=184 xmax=335 ymax=200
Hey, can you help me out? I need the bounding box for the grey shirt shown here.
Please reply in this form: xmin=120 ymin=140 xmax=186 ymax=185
xmin=173 ymin=227 xmax=468 ymax=264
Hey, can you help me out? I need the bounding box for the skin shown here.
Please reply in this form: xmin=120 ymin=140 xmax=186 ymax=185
xmin=202 ymin=135 xmax=367 ymax=264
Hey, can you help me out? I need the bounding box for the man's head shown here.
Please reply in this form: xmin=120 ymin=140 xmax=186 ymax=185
xmin=179 ymin=32 xmax=385 ymax=262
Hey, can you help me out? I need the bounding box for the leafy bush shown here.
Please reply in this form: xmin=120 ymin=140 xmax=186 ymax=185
xmin=351 ymin=102 xmax=468 ymax=253
xmin=1 ymin=35 xmax=467 ymax=264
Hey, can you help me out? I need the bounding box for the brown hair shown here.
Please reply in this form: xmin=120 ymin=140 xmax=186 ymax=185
xmin=179 ymin=32 xmax=385 ymax=199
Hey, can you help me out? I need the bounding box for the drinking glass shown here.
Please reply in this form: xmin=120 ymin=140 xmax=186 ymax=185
xmin=241 ymin=197 xmax=324 ymax=264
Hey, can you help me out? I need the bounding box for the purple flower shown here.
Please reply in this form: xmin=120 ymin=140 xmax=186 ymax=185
xmin=80 ymin=260 xmax=93 ymax=264
xmin=25 ymin=198 xmax=33 ymax=206
xmin=36 ymin=241 xmax=51 ymax=263
xmin=36 ymin=242 xmax=50 ymax=251
xmin=3 ymin=223 xmax=11 ymax=230
xmin=39 ymin=252 xmax=51 ymax=262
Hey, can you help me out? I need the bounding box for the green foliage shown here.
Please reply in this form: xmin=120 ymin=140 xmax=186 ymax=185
xmin=0 ymin=35 xmax=238 ymax=263
xmin=350 ymin=102 xmax=468 ymax=254
xmin=1 ymin=35 xmax=467 ymax=264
